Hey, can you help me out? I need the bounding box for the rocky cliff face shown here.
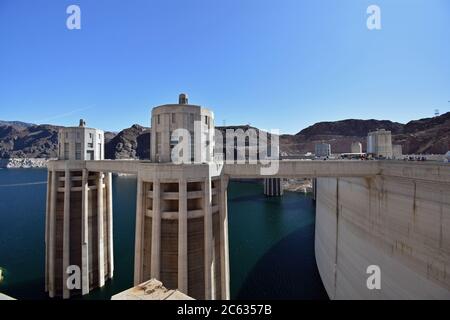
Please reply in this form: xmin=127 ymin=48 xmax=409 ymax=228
xmin=0 ymin=112 xmax=449 ymax=160
xmin=105 ymin=124 xmax=150 ymax=160
xmin=0 ymin=124 xmax=60 ymax=158
xmin=394 ymin=112 xmax=450 ymax=154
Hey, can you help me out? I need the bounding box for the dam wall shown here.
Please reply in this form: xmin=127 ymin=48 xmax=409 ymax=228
xmin=315 ymin=174 xmax=450 ymax=299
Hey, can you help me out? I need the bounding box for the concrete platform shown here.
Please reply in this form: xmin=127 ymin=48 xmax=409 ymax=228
xmin=0 ymin=293 xmax=15 ymax=300
xmin=111 ymin=279 xmax=194 ymax=300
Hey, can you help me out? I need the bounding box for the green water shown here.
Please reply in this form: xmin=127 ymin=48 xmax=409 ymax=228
xmin=0 ymin=168 xmax=327 ymax=300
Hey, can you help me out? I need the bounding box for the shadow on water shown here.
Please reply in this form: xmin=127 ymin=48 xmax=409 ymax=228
xmin=228 ymin=181 xmax=328 ymax=300
xmin=236 ymin=225 xmax=328 ymax=300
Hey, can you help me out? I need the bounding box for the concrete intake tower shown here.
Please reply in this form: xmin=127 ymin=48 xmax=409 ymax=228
xmin=133 ymin=94 xmax=230 ymax=299
xmin=45 ymin=120 xmax=113 ymax=298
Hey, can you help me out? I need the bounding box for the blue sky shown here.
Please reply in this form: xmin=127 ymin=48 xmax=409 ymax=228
xmin=0 ymin=0 xmax=449 ymax=133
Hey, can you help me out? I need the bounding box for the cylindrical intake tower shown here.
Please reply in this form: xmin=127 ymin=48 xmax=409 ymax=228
xmin=45 ymin=121 xmax=113 ymax=299
xmin=134 ymin=95 xmax=230 ymax=300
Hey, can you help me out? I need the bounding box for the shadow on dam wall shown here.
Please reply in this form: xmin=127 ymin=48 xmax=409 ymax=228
xmin=236 ymin=224 xmax=329 ymax=300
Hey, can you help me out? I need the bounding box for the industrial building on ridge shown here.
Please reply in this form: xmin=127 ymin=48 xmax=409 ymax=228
xmin=351 ymin=142 xmax=362 ymax=154
xmin=367 ymin=129 xmax=393 ymax=158
xmin=315 ymin=143 xmax=331 ymax=158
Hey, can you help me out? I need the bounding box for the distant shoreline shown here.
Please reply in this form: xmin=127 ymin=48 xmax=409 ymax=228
xmin=0 ymin=158 xmax=52 ymax=169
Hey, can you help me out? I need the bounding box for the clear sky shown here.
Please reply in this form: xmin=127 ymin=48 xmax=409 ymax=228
xmin=0 ymin=0 xmax=449 ymax=133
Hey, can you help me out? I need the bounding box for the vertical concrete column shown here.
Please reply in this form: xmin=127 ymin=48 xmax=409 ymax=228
xmin=105 ymin=172 xmax=114 ymax=278
xmin=45 ymin=170 xmax=51 ymax=292
xmin=133 ymin=176 xmax=144 ymax=285
xmin=62 ymin=170 xmax=71 ymax=299
xmin=97 ymin=172 xmax=105 ymax=287
xmin=48 ymin=170 xmax=57 ymax=298
xmin=204 ymin=176 xmax=213 ymax=299
xmin=151 ymin=180 xmax=161 ymax=279
xmin=178 ymin=179 xmax=188 ymax=293
xmin=81 ymin=169 xmax=89 ymax=295
xmin=219 ymin=175 xmax=230 ymax=299
xmin=312 ymin=178 xmax=317 ymax=201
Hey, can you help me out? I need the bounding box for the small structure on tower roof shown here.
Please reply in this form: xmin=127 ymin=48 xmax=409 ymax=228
xmin=179 ymin=93 xmax=189 ymax=105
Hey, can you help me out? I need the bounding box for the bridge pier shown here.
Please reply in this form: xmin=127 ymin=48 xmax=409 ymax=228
xmin=264 ymin=178 xmax=283 ymax=197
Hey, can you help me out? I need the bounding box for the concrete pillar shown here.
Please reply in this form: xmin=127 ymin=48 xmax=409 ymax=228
xmin=151 ymin=180 xmax=161 ymax=279
xmin=62 ymin=170 xmax=71 ymax=299
xmin=133 ymin=177 xmax=144 ymax=285
xmin=204 ymin=176 xmax=213 ymax=299
xmin=178 ymin=179 xmax=188 ymax=293
xmin=219 ymin=175 xmax=230 ymax=299
xmin=81 ymin=169 xmax=89 ymax=295
xmin=48 ymin=170 xmax=57 ymax=298
xmin=106 ymin=172 xmax=114 ymax=278
xmin=97 ymin=172 xmax=105 ymax=287
xmin=264 ymin=178 xmax=283 ymax=197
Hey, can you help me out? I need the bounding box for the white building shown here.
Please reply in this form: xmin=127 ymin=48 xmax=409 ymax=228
xmin=392 ymin=144 xmax=403 ymax=159
xmin=351 ymin=142 xmax=362 ymax=154
xmin=367 ymin=129 xmax=393 ymax=158
xmin=315 ymin=143 xmax=331 ymax=158
xmin=58 ymin=119 xmax=104 ymax=160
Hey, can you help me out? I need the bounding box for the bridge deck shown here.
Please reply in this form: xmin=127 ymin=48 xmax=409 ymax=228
xmin=47 ymin=160 xmax=450 ymax=183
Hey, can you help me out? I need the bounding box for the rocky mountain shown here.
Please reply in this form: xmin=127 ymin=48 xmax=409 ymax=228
xmin=0 ymin=123 xmax=60 ymax=158
xmin=280 ymin=113 xmax=450 ymax=155
xmin=105 ymin=124 xmax=150 ymax=160
xmin=0 ymin=120 xmax=34 ymax=129
xmin=394 ymin=112 xmax=450 ymax=154
xmin=0 ymin=112 xmax=449 ymax=160
xmin=280 ymin=119 xmax=404 ymax=155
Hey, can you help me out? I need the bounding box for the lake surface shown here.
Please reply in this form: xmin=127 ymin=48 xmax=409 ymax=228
xmin=0 ymin=168 xmax=327 ymax=300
